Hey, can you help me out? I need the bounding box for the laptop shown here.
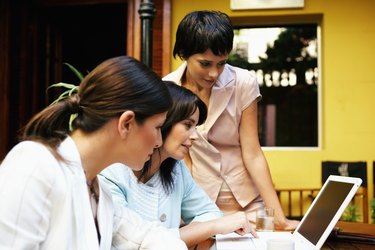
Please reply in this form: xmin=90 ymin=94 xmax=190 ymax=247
xmin=216 ymin=175 xmax=362 ymax=250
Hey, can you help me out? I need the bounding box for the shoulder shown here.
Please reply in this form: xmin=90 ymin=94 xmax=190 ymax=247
xmin=5 ymin=140 xmax=53 ymax=157
xmin=163 ymin=71 xmax=180 ymax=83
xmin=174 ymin=160 xmax=192 ymax=179
xmin=0 ymin=141 xmax=68 ymax=202
xmin=100 ymin=163 xmax=130 ymax=182
xmin=222 ymin=64 xmax=261 ymax=107
xmin=174 ymin=161 xmax=198 ymax=193
xmin=162 ymin=63 xmax=187 ymax=84
xmin=99 ymin=163 xmax=133 ymax=196
xmin=224 ymin=64 xmax=257 ymax=86
xmin=1 ymin=141 xmax=62 ymax=176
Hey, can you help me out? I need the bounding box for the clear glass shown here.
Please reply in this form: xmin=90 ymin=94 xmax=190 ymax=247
xmin=256 ymin=207 xmax=275 ymax=231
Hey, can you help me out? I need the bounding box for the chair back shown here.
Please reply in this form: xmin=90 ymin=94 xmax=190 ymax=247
xmin=321 ymin=161 xmax=367 ymax=187
xmin=321 ymin=161 xmax=368 ymax=222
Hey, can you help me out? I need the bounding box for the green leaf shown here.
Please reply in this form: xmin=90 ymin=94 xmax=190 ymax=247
xmin=64 ymin=63 xmax=84 ymax=81
xmin=47 ymin=82 xmax=79 ymax=105
xmin=69 ymin=113 xmax=78 ymax=132
xmin=46 ymin=63 xmax=85 ymax=131
xmin=48 ymin=82 xmax=78 ymax=90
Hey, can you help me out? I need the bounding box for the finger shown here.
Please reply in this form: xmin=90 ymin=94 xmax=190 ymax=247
xmin=250 ymin=227 xmax=258 ymax=238
xmin=234 ymin=229 xmax=246 ymax=236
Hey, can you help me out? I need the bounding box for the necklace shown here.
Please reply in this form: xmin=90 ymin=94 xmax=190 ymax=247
xmin=86 ymin=176 xmax=101 ymax=242
xmin=86 ymin=177 xmax=99 ymax=221
xmin=87 ymin=177 xmax=99 ymax=203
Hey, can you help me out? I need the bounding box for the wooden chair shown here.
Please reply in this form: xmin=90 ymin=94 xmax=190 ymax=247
xmin=321 ymin=161 xmax=368 ymax=223
xmin=276 ymin=188 xmax=320 ymax=220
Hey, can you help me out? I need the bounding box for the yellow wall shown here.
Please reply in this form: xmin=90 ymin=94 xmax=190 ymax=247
xmin=170 ymin=0 xmax=375 ymax=219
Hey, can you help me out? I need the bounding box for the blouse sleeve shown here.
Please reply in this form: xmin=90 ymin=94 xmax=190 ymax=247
xmin=112 ymin=205 xmax=187 ymax=250
xmin=179 ymin=161 xmax=223 ymax=224
xmin=237 ymin=67 xmax=262 ymax=111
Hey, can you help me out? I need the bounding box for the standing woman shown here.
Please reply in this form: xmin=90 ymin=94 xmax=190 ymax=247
xmin=163 ymin=10 xmax=298 ymax=230
xmin=100 ymin=82 xmax=255 ymax=248
xmin=0 ymin=56 xmax=186 ymax=249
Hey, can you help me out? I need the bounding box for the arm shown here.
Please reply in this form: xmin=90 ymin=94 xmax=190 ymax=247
xmin=179 ymin=161 xmax=222 ymax=224
xmin=0 ymin=143 xmax=53 ymax=248
xmin=177 ymin=162 xmax=255 ymax=247
xmin=179 ymin=212 xmax=256 ymax=247
xmin=239 ymin=101 xmax=299 ymax=230
xmin=112 ymin=206 xmax=187 ymax=250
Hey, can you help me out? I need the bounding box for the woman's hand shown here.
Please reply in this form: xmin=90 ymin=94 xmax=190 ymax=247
xmin=274 ymin=217 xmax=300 ymax=231
xmin=215 ymin=212 xmax=258 ymax=238
xmin=180 ymin=212 xmax=257 ymax=247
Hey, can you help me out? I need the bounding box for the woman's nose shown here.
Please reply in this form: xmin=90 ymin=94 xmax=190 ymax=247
xmin=155 ymin=131 xmax=163 ymax=148
xmin=190 ymin=128 xmax=199 ymax=140
xmin=208 ymin=68 xmax=219 ymax=78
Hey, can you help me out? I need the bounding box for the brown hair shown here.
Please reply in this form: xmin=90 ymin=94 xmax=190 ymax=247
xmin=22 ymin=56 xmax=172 ymax=151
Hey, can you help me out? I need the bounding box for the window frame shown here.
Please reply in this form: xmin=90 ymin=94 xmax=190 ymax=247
xmin=230 ymin=15 xmax=323 ymax=150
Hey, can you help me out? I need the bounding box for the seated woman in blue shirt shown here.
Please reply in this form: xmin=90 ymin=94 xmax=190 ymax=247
xmin=100 ymin=82 xmax=255 ymax=247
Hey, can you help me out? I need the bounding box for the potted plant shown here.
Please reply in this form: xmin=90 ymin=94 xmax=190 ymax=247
xmin=340 ymin=204 xmax=359 ymax=222
xmin=48 ymin=63 xmax=83 ymax=131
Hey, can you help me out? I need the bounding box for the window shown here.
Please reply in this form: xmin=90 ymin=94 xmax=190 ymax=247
xmin=228 ymin=24 xmax=321 ymax=148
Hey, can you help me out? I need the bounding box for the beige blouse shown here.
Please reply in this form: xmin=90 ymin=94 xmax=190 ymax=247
xmin=163 ymin=63 xmax=261 ymax=208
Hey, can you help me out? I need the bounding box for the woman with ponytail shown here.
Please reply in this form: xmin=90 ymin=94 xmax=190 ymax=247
xmin=0 ymin=56 xmax=187 ymax=250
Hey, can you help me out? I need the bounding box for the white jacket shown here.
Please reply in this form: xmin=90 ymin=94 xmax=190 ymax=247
xmin=0 ymin=137 xmax=187 ymax=250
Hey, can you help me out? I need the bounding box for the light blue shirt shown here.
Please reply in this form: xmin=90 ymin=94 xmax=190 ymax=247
xmin=99 ymin=161 xmax=222 ymax=236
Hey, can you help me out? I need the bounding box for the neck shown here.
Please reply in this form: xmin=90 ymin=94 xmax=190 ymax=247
xmin=183 ymin=73 xmax=211 ymax=107
xmin=134 ymin=148 xmax=169 ymax=183
xmin=71 ymin=127 xmax=115 ymax=183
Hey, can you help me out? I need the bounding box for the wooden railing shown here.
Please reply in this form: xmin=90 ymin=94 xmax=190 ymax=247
xmin=276 ymin=188 xmax=320 ymax=220
xmin=276 ymin=187 xmax=369 ymax=222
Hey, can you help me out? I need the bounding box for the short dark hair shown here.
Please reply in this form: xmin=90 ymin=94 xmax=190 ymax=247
xmin=173 ymin=10 xmax=234 ymax=59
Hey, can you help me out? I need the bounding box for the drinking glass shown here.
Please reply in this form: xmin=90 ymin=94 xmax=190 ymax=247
xmin=256 ymin=207 xmax=274 ymax=231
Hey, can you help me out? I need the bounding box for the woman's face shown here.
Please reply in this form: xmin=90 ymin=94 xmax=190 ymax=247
xmin=124 ymin=112 xmax=167 ymax=170
xmin=185 ymin=49 xmax=228 ymax=89
xmin=162 ymin=108 xmax=200 ymax=160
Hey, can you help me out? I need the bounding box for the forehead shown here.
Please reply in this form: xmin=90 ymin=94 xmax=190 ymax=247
xmin=194 ymin=49 xmax=228 ymax=61
xmin=187 ymin=108 xmax=200 ymax=123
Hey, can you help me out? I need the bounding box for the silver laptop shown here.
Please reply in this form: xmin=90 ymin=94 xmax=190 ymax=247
xmin=216 ymin=175 xmax=362 ymax=250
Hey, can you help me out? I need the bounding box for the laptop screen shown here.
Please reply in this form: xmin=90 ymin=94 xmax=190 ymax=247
xmin=296 ymin=181 xmax=355 ymax=244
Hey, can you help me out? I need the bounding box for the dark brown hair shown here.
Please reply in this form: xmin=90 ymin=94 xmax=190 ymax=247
xmin=140 ymin=81 xmax=207 ymax=193
xmin=22 ymin=56 xmax=172 ymax=152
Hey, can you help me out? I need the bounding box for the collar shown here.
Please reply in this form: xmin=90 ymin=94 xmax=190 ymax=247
xmin=170 ymin=62 xmax=235 ymax=89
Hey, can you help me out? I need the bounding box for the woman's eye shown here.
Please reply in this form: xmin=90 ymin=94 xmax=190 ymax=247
xmin=185 ymin=122 xmax=193 ymax=129
xmin=200 ymin=62 xmax=210 ymax=67
xmin=218 ymin=61 xmax=226 ymax=67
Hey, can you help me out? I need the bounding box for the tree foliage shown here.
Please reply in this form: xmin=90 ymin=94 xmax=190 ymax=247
xmin=258 ymin=25 xmax=317 ymax=84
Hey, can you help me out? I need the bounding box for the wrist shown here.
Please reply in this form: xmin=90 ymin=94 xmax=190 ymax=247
xmin=274 ymin=215 xmax=288 ymax=229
